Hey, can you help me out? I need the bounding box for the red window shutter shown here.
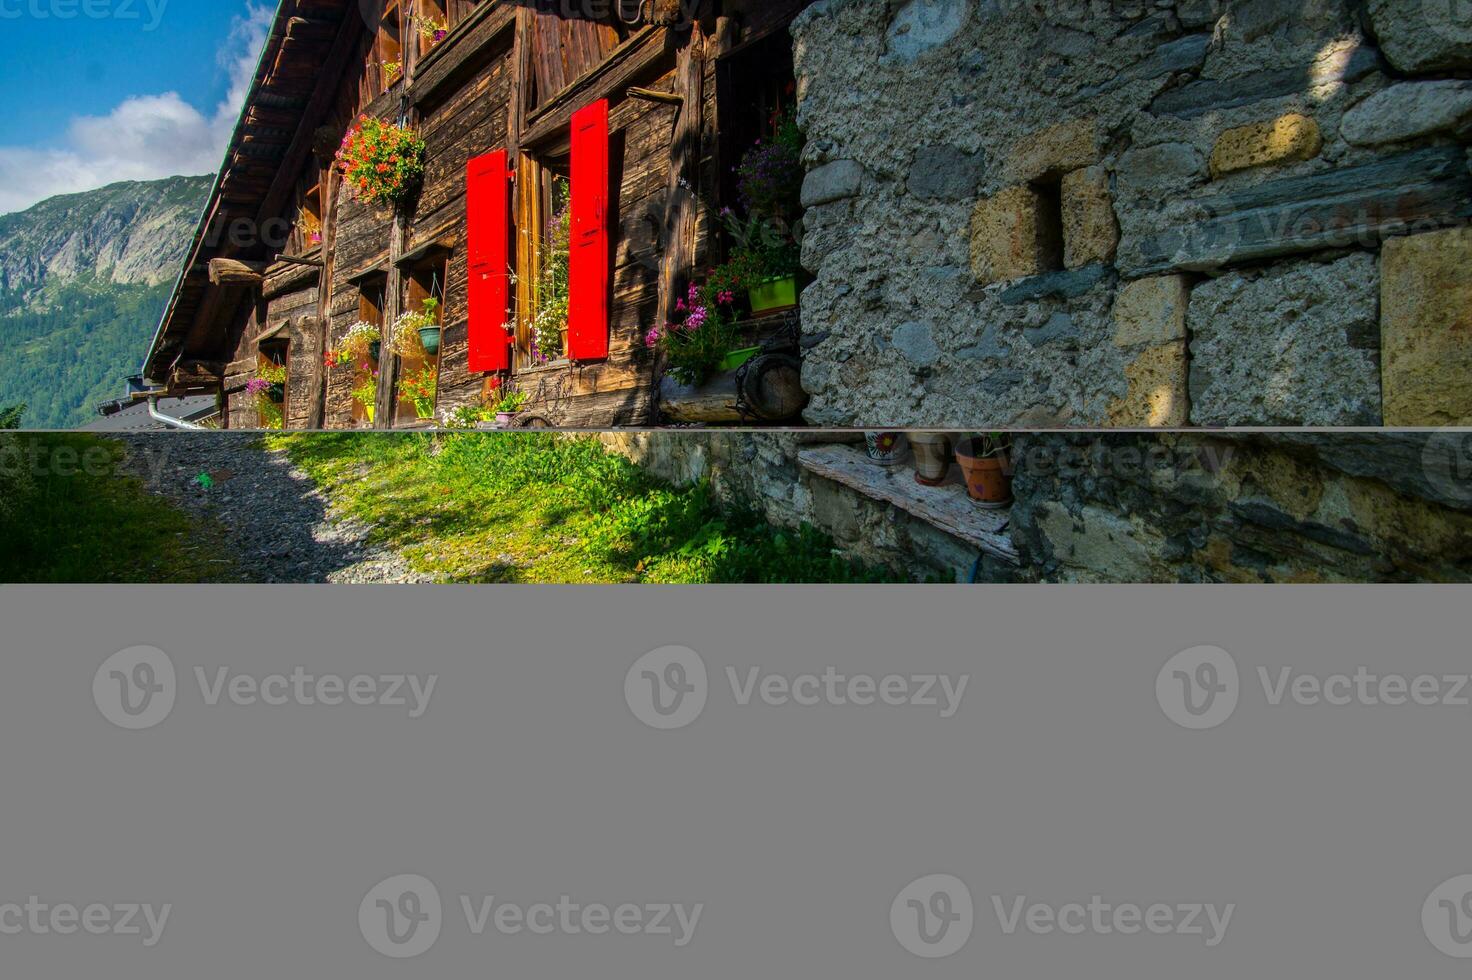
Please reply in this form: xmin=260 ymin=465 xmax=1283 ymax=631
xmin=466 ymin=149 xmax=511 ymax=372
xmin=568 ymin=99 xmax=611 ymax=362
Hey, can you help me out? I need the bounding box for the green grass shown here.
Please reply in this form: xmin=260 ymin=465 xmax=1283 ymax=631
xmin=0 ymin=434 xmax=244 ymax=583
xmin=268 ymin=432 xmax=905 ymax=584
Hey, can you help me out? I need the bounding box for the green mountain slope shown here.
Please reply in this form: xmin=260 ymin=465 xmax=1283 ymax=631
xmin=0 ymin=175 xmax=212 ymax=428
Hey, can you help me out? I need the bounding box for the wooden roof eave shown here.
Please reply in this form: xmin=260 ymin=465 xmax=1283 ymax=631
xmin=144 ymin=0 xmax=355 ymax=382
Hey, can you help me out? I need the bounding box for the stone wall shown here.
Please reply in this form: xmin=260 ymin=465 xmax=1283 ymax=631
xmin=790 ymin=0 xmax=1472 ymax=427
xmin=603 ymin=431 xmax=1472 ymax=582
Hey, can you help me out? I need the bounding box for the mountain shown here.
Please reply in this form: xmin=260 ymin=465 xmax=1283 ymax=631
xmin=0 ymin=175 xmax=213 ymax=428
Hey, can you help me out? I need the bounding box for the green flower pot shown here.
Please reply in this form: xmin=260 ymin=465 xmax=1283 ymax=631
xmin=368 ymin=341 xmax=381 ymax=362
xmin=747 ymin=276 xmax=798 ymax=315
xmin=418 ymin=326 xmax=443 ymax=357
xmin=266 ymin=382 xmax=286 ymax=404
xmin=718 ymin=347 xmax=762 ymax=372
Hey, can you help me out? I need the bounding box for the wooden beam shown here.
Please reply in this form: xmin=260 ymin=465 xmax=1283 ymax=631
xmin=627 ymin=85 xmax=682 ymax=105
xmin=520 ymin=26 xmax=670 ymax=149
xmin=653 ymin=23 xmax=704 ymax=336
xmin=209 ymin=259 xmax=270 ymax=285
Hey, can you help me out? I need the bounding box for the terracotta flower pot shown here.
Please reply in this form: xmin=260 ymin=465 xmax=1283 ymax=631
xmin=865 ymin=432 xmax=909 ymax=466
xmin=908 ymin=432 xmax=954 ymax=486
xmin=955 ymin=438 xmax=1013 ymax=509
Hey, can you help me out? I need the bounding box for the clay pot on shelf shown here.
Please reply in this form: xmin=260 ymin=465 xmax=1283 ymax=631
xmin=955 ymin=437 xmax=1013 ymax=509
xmin=908 ymin=432 xmax=954 ymax=486
xmin=864 ymin=432 xmax=910 ymax=466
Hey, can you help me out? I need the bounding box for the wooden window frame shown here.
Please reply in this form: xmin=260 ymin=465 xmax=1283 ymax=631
xmin=379 ymin=0 xmax=405 ymax=90
xmin=397 ymin=256 xmax=447 ymax=423
xmin=353 ymin=276 xmax=388 ymax=425
xmin=512 ymin=140 xmax=573 ymax=375
xmin=257 ymin=340 xmax=290 ymax=429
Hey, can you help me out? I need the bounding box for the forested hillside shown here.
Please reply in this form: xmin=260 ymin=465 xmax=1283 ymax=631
xmin=0 ymin=176 xmax=212 ymax=428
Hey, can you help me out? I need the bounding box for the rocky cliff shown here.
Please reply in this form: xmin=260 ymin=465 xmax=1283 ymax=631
xmin=0 ymin=175 xmax=212 ymax=295
xmin=0 ymin=175 xmax=213 ymax=428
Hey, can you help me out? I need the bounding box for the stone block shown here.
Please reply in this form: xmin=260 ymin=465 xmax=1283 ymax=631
xmin=908 ymin=145 xmax=986 ymax=201
xmin=1113 ymin=275 xmax=1190 ymax=347
xmin=1025 ymin=312 xmax=1079 ymax=349
xmin=1106 ymin=341 xmax=1189 ymax=427
xmin=996 ymin=264 xmax=1114 ymax=306
xmin=1341 ymin=81 xmax=1472 ymax=147
xmin=801 ymin=160 xmax=863 ymax=207
xmin=891 ymin=320 xmax=941 ymax=368
xmin=1187 ymin=254 xmax=1382 ymax=426
xmin=1366 ymin=0 xmax=1472 ymax=72
xmin=1005 ymin=117 xmax=1099 ymax=182
xmin=1061 ymin=166 xmax=1118 ymax=268
xmin=969 ymin=185 xmax=1060 ymax=284
xmin=1127 ymin=147 xmax=1472 ymax=276
xmin=1381 ymin=226 xmax=1472 ymax=426
xmin=1209 ymin=113 xmax=1322 ymax=177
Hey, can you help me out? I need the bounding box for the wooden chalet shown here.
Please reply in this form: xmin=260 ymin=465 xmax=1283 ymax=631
xmin=143 ymin=0 xmax=813 ymax=429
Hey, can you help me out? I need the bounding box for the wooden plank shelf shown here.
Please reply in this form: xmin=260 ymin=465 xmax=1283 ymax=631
xmin=798 ymin=444 xmax=1020 ymax=566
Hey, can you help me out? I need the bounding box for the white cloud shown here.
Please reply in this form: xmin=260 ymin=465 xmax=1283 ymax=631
xmin=0 ymin=4 xmax=274 ymax=215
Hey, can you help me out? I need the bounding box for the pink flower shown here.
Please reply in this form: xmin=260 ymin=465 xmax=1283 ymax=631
xmin=644 ymin=327 xmax=661 ymax=349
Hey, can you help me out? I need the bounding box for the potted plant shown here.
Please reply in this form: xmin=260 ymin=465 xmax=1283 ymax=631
xmin=955 ymin=434 xmax=1013 ymax=508
xmin=351 ymin=372 xmax=379 ymax=424
xmin=391 ymin=297 xmax=442 ymax=357
xmin=909 ymin=432 xmax=954 ymax=487
xmin=398 ymin=363 xmax=439 ymax=421
xmin=492 ymin=390 xmax=528 ymax=428
xmin=648 ymin=282 xmax=741 ymax=386
xmin=716 ymin=210 xmax=801 ymax=316
xmin=419 ymin=16 xmax=449 ymax=49
xmin=339 ymin=321 xmax=382 ymax=363
xmin=256 ymin=363 xmax=288 ymax=403
xmin=865 ymin=432 xmax=910 ymax=466
xmin=335 ymin=115 xmax=425 ymax=208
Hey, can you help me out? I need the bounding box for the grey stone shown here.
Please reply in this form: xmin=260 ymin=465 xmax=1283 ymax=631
xmin=801 ymin=160 xmax=864 ymax=208
xmin=1176 ymin=0 xmax=1221 ymax=29
xmin=980 ymin=369 xmax=1025 ymax=396
xmin=997 ymin=264 xmax=1114 ymax=306
xmin=955 ymin=323 xmax=1007 ymax=361
xmin=1340 ymin=81 xmax=1472 ymax=147
xmin=1025 ymin=313 xmax=1079 ymax=349
xmin=907 ymin=145 xmax=985 ymax=200
xmin=1187 ymin=254 xmax=1383 ymax=426
xmin=1118 ymin=142 xmax=1206 ymax=184
xmin=1127 ymin=147 xmax=1472 ymax=275
xmin=1366 ymin=0 xmax=1472 ymax=72
xmin=1228 ymin=501 xmax=1376 ymax=556
xmin=884 ymin=0 xmax=970 ymax=62
xmin=1150 ymin=67 xmax=1306 ymax=119
xmin=892 ymin=320 xmax=941 ymax=367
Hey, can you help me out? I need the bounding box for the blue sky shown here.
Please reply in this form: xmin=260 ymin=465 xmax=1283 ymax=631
xmin=0 ymin=1 xmax=274 ymax=214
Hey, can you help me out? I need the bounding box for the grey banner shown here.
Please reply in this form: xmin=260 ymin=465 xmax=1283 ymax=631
xmin=1 ymin=584 xmax=1469 ymax=976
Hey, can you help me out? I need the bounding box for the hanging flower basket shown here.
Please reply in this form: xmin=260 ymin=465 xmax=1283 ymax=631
xmin=335 ymin=116 xmax=426 ymax=208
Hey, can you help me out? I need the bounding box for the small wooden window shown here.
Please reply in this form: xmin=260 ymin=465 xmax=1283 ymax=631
xmin=379 ymin=0 xmax=404 ymax=89
xmin=297 ymin=180 xmax=323 ymax=254
xmin=257 ymin=340 xmax=289 ymax=430
xmin=354 ymin=276 xmax=387 ymax=425
xmin=398 ymin=257 xmax=446 ymax=423
xmin=418 ymin=0 xmax=449 ymax=58
xmin=514 ymin=151 xmax=572 ymax=371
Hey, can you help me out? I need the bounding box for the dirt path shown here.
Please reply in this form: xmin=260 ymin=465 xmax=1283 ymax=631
xmin=109 ymin=434 xmax=434 ymax=584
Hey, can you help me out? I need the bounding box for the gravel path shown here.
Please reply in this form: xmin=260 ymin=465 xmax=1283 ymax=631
xmin=109 ymin=434 xmax=434 ymax=584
